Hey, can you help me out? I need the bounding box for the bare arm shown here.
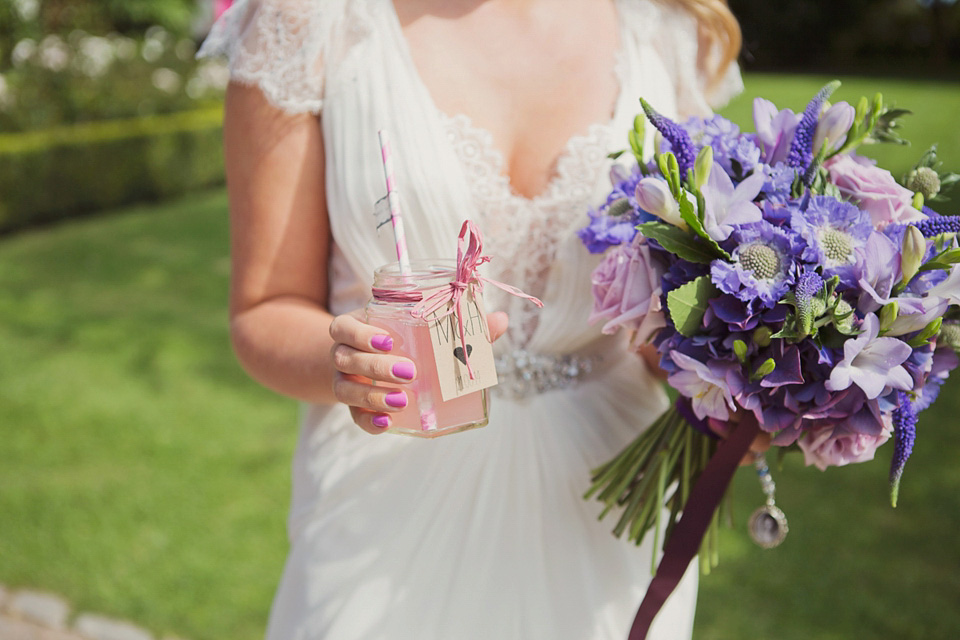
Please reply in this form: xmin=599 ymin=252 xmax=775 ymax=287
xmin=222 ymin=82 xmax=507 ymax=432
xmin=223 ymin=81 xmax=342 ymax=404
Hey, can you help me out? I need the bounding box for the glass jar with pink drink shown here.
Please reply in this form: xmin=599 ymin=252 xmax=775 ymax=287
xmin=366 ymin=260 xmax=493 ymax=438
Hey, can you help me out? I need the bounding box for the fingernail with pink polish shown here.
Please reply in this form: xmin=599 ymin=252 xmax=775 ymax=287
xmin=371 ymin=334 xmax=393 ymax=352
xmin=385 ymin=391 xmax=408 ymax=408
xmin=392 ymin=361 xmax=416 ymax=380
xmin=372 ymin=414 xmax=391 ymax=429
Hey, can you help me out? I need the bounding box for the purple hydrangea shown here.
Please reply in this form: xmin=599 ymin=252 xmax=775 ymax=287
xmin=759 ymin=164 xmax=799 ymax=203
xmin=577 ymin=167 xmax=655 ymax=253
xmin=686 ymin=115 xmax=762 ymax=179
xmin=578 ymin=207 xmax=639 ymax=253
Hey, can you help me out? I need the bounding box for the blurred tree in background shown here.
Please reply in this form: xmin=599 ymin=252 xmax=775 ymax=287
xmin=0 ymin=0 xmax=224 ymax=133
xmin=0 ymin=0 xmax=226 ymax=230
xmin=730 ymin=0 xmax=960 ymax=73
xmin=2 ymin=0 xmax=199 ymax=58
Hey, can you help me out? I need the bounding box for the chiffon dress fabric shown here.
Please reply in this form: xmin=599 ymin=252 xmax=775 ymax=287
xmin=200 ymin=1 xmax=741 ymax=638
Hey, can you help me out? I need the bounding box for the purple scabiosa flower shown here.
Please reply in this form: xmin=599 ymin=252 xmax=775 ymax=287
xmin=700 ymin=163 xmax=765 ymax=241
xmin=711 ymin=220 xmax=803 ymax=307
xmin=786 ymin=81 xmax=840 ymax=173
xmin=641 ymin=98 xmax=697 ymax=177
xmin=825 ymin=313 xmax=914 ymax=399
xmin=791 ymin=195 xmax=873 ymax=285
xmin=753 ymin=98 xmax=802 ymax=165
xmin=667 ymin=351 xmax=737 ymax=421
xmin=889 ymin=391 xmax=918 ymax=506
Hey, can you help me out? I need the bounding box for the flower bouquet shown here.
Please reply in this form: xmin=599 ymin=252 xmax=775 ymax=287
xmin=578 ymin=81 xmax=959 ymax=631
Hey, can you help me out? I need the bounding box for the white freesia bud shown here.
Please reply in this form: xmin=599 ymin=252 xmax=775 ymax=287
xmin=634 ymin=178 xmax=688 ymax=229
xmin=814 ymin=101 xmax=856 ymax=155
xmin=900 ymin=225 xmax=927 ymax=285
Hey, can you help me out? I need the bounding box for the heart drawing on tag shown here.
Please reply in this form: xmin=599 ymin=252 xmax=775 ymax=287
xmin=453 ymin=344 xmax=473 ymax=365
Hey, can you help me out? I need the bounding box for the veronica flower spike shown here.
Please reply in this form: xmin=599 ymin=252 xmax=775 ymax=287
xmin=889 ymin=392 xmax=918 ymax=507
xmin=825 ymin=313 xmax=914 ymax=399
xmin=786 ymin=81 xmax=842 ymax=173
xmin=640 ymin=98 xmax=697 ymax=177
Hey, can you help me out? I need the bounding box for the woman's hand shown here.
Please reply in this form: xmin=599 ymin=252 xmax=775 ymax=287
xmin=329 ymin=310 xmax=508 ymax=434
xmin=636 ymin=343 xmax=667 ymax=381
xmin=709 ymin=411 xmax=773 ymax=465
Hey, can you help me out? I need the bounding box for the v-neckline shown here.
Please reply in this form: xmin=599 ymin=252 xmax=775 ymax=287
xmin=383 ymin=0 xmax=629 ymax=204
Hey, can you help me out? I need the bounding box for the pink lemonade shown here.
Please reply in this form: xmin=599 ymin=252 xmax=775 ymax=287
xmin=366 ymin=260 xmax=491 ymax=438
xmin=367 ymin=315 xmax=489 ymax=437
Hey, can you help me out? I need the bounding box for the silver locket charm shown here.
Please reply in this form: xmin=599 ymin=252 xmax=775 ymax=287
xmin=749 ymin=455 xmax=788 ymax=549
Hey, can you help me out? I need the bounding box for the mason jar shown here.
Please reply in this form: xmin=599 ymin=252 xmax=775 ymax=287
xmin=365 ymin=260 xmax=491 ymax=438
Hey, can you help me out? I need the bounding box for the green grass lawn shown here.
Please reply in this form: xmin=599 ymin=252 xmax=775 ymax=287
xmin=0 ymin=191 xmax=297 ymax=639
xmin=0 ymin=74 xmax=958 ymax=640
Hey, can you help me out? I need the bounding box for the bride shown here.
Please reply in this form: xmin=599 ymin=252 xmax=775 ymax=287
xmin=200 ymin=0 xmax=741 ymax=637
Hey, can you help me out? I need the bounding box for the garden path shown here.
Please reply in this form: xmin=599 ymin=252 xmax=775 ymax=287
xmin=0 ymin=585 xmax=183 ymax=640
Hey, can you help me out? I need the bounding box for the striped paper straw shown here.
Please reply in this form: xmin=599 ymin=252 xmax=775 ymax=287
xmin=377 ymin=130 xmax=412 ymax=276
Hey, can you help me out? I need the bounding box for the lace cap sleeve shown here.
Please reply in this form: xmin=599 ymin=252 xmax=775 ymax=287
xmin=197 ymin=0 xmax=339 ymax=114
xmin=652 ymin=1 xmax=744 ymax=117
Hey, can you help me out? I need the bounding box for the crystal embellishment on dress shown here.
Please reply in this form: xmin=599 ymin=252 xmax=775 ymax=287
xmin=493 ymin=349 xmax=603 ymax=399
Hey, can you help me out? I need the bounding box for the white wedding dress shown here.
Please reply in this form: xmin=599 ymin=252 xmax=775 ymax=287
xmin=201 ymin=1 xmax=741 ymax=638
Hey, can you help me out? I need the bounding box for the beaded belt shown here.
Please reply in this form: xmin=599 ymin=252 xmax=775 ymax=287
xmin=492 ymin=349 xmax=606 ymax=399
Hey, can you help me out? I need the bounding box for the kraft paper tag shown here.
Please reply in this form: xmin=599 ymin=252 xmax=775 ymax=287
xmin=426 ymin=291 xmax=499 ymax=401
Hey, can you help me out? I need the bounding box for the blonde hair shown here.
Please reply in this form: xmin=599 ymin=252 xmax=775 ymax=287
xmin=671 ymin=0 xmax=742 ymax=90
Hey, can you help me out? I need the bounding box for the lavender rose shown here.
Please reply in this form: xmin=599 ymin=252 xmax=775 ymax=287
xmin=589 ymin=237 xmax=666 ymax=344
xmin=825 ymin=154 xmax=925 ymax=229
xmin=798 ymin=417 xmax=893 ymax=471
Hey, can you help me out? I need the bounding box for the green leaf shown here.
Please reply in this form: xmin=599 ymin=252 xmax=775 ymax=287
xmin=638 ymin=222 xmax=718 ymax=264
xmin=667 ymin=276 xmax=718 ymax=337
xmin=918 ymin=261 xmax=953 ymax=273
xmin=677 ymin=194 xmax=732 ymax=260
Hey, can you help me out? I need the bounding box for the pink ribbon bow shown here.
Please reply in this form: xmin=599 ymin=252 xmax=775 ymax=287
xmin=414 ymin=220 xmax=543 ymax=380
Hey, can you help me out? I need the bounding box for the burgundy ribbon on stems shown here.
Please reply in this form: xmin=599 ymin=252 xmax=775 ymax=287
xmin=372 ymin=221 xmax=542 ymax=380
xmin=628 ymin=412 xmax=762 ymax=640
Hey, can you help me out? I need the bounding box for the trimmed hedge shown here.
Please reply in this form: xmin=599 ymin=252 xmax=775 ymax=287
xmin=0 ymin=106 xmax=225 ymax=232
